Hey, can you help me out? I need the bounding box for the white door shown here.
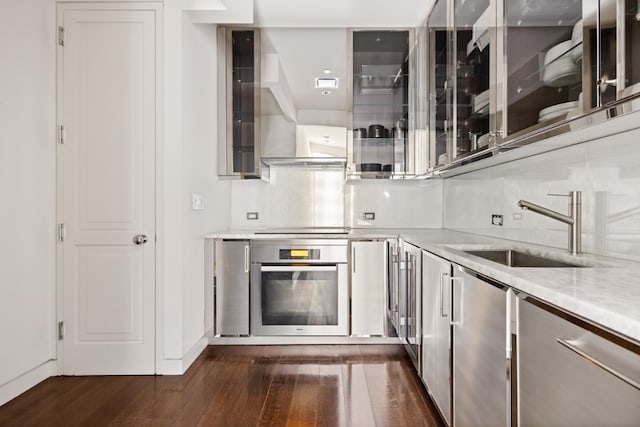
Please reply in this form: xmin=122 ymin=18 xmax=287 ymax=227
xmin=58 ymin=5 xmax=158 ymax=374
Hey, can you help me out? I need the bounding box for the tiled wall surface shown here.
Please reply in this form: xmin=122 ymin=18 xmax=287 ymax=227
xmin=231 ymin=167 xmax=443 ymax=230
xmin=345 ymin=178 xmax=443 ymax=229
xmin=231 ymin=166 xmax=345 ymax=228
xmin=444 ymin=124 xmax=640 ymax=262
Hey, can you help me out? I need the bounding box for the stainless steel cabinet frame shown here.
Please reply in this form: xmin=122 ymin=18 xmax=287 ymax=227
xmin=426 ymin=0 xmax=640 ymax=173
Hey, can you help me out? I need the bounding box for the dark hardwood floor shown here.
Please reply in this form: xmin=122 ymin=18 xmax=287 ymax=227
xmin=0 ymin=345 xmax=444 ymax=427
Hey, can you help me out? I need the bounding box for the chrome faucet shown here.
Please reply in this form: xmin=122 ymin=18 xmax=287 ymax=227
xmin=518 ymin=191 xmax=582 ymax=255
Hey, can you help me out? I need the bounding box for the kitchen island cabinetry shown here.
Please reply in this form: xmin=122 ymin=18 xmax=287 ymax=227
xmin=214 ymin=239 xmax=250 ymax=336
xmin=518 ymin=293 xmax=640 ymax=426
xmin=350 ymin=240 xmax=387 ymax=336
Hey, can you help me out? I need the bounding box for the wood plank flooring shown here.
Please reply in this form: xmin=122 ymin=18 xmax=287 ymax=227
xmin=0 ymin=345 xmax=444 ymax=427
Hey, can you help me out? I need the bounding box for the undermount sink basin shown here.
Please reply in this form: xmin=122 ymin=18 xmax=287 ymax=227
xmin=463 ymin=249 xmax=586 ymax=268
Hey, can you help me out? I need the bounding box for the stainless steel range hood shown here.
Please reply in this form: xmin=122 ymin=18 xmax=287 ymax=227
xmin=260 ymin=156 xmax=347 ymax=168
xmin=259 ymin=28 xmax=348 ymax=171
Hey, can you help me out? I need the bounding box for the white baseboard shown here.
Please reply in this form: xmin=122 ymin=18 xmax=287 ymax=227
xmin=160 ymin=336 xmax=208 ymax=375
xmin=0 ymin=360 xmax=57 ymax=407
xmin=208 ymin=336 xmax=402 ymax=345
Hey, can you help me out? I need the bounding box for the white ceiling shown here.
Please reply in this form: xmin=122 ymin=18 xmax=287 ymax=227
xmin=254 ymin=0 xmax=436 ymax=28
xmin=254 ymin=0 xmax=436 ymax=122
xmin=261 ymin=28 xmax=348 ymax=112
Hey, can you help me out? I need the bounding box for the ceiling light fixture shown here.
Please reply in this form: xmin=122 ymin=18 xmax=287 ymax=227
xmin=315 ymin=77 xmax=339 ymax=89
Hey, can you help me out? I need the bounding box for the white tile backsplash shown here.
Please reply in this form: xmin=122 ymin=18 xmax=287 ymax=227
xmin=230 ymin=166 xmax=345 ymax=228
xmin=346 ymin=179 xmax=443 ymax=229
xmin=230 ymin=167 xmax=443 ymax=230
xmin=444 ymin=123 xmax=640 ymax=262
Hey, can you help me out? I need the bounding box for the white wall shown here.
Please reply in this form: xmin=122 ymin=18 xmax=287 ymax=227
xmin=181 ymin=20 xmax=229 ymax=356
xmin=161 ymin=4 xmax=232 ymax=373
xmin=0 ymin=0 xmax=57 ymax=404
xmin=444 ymin=115 xmax=640 ymax=262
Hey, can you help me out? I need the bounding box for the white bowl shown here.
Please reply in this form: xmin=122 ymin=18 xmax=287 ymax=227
xmin=542 ymin=40 xmax=580 ymax=87
xmin=544 ymin=40 xmax=574 ymax=65
xmin=570 ymin=20 xmax=583 ymax=63
xmin=538 ymin=101 xmax=579 ymax=122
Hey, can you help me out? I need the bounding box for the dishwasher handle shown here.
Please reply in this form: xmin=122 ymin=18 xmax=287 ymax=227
xmin=557 ymin=338 xmax=640 ymax=391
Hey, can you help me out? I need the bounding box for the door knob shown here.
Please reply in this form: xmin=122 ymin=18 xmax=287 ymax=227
xmin=133 ymin=234 xmax=148 ymax=245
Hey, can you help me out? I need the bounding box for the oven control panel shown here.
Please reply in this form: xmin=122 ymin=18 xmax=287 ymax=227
xmin=279 ymin=249 xmax=320 ymax=260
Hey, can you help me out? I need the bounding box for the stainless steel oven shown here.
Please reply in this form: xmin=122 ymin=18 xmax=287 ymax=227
xmin=251 ymin=239 xmax=348 ymax=336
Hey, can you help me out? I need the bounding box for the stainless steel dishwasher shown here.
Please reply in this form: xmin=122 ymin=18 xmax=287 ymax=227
xmin=214 ymin=239 xmax=250 ymax=336
xmin=452 ymin=266 xmax=510 ymax=427
xmin=518 ymin=293 xmax=640 ymax=426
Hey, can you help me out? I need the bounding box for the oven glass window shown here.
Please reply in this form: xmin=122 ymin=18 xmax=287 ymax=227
xmin=261 ymin=269 xmax=338 ymax=326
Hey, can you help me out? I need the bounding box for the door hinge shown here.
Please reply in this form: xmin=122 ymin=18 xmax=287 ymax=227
xmin=58 ymin=26 xmax=64 ymax=46
xmin=58 ymin=321 xmax=64 ymax=340
xmin=57 ymin=125 xmax=65 ymax=144
xmin=58 ymin=223 xmax=65 ymax=242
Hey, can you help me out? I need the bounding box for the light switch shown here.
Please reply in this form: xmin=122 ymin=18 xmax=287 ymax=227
xmin=363 ymin=212 xmax=376 ymax=220
xmin=247 ymin=212 xmax=259 ymax=220
xmin=192 ymin=194 xmax=204 ymax=210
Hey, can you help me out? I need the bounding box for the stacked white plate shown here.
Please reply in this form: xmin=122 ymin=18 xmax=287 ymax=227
xmin=570 ymin=19 xmax=583 ymax=63
xmin=477 ymin=133 xmax=490 ymax=148
xmin=538 ymin=101 xmax=579 ymax=123
xmin=473 ymin=89 xmax=490 ymax=113
xmin=542 ymin=40 xmax=580 ymax=87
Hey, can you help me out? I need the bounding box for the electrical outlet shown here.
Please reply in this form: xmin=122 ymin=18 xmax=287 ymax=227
xmin=492 ymin=214 xmax=503 ymax=226
xmin=363 ymin=212 xmax=375 ymax=220
xmin=192 ymin=194 xmax=204 ymax=210
xmin=246 ymin=212 xmax=259 ymax=220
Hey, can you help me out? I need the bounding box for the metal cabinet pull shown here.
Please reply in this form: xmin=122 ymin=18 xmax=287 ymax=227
xmin=244 ymin=245 xmax=250 ymax=273
xmin=440 ymin=272 xmax=449 ymax=318
xmin=353 ymin=247 xmax=356 ymax=274
xmin=450 ymin=276 xmax=463 ymax=326
xmin=557 ymin=338 xmax=640 ymax=391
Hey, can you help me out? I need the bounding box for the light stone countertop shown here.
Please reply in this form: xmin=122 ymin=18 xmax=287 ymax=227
xmin=205 ymin=228 xmax=640 ymax=344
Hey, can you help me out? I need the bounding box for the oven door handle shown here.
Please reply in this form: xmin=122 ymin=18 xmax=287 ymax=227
xmin=260 ymin=265 xmax=338 ymax=272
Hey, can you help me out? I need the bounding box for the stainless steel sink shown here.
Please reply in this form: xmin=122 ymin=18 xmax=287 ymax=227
xmin=463 ymin=249 xmax=585 ymax=268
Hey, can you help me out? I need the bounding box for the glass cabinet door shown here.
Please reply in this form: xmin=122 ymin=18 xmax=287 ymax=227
xmin=428 ymin=0 xmax=451 ymax=168
xmin=351 ymin=30 xmax=410 ymax=178
xmin=218 ymin=28 xmax=260 ymax=177
xmin=504 ymin=0 xmax=585 ymax=138
xmin=231 ymin=30 xmax=259 ymax=175
xmin=583 ymin=0 xmax=640 ymax=111
xmin=620 ymin=0 xmax=640 ymax=101
xmin=452 ymin=0 xmax=492 ymax=161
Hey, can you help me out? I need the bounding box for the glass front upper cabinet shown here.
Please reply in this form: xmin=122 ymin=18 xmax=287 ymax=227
xmin=218 ymin=28 xmax=261 ymax=177
xmin=349 ymin=30 xmax=411 ymax=178
xmin=453 ymin=0 xmax=492 ymax=161
xmin=428 ymin=0 xmax=451 ymax=168
xmin=504 ymin=0 xmax=585 ymax=138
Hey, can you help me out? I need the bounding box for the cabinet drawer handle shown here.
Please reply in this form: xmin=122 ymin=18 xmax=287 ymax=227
xmin=556 ymin=338 xmax=640 ymax=391
xmin=450 ymin=276 xmax=463 ymax=326
xmin=440 ymin=272 xmax=449 ymax=318
xmin=244 ymin=245 xmax=250 ymax=273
